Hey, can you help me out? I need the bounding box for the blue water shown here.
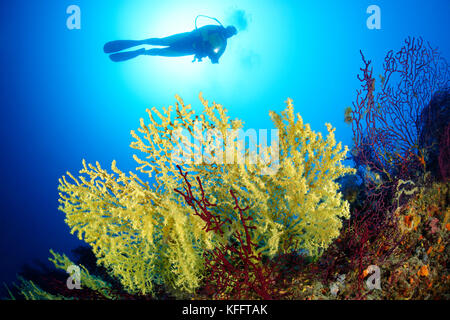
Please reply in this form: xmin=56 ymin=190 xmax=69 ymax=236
xmin=1 ymin=0 xmax=449 ymax=294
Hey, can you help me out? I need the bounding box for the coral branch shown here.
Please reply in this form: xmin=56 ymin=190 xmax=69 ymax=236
xmin=438 ymin=124 xmax=450 ymax=181
xmin=351 ymin=37 xmax=449 ymax=182
xmin=174 ymin=165 xmax=230 ymax=235
xmin=175 ymin=167 xmax=290 ymax=299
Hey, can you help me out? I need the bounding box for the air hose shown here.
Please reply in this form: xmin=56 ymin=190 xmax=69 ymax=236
xmin=195 ymin=15 xmax=223 ymax=29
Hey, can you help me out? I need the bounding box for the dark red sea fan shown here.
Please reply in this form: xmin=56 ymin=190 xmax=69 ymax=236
xmin=351 ymin=37 xmax=449 ymax=181
xmin=174 ymin=166 xmax=297 ymax=299
xmin=439 ymin=124 xmax=450 ymax=181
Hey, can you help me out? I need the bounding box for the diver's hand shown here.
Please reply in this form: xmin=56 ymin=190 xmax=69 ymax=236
xmin=192 ymin=53 xmax=206 ymax=63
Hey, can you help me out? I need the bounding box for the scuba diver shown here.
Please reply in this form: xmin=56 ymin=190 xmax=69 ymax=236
xmin=104 ymin=16 xmax=237 ymax=64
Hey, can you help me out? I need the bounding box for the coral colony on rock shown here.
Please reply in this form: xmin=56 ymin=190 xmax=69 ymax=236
xmin=4 ymin=36 xmax=449 ymax=301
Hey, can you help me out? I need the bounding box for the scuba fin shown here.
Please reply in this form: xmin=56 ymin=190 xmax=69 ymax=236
xmin=109 ymin=48 xmax=146 ymax=62
xmin=103 ymin=40 xmax=145 ymax=54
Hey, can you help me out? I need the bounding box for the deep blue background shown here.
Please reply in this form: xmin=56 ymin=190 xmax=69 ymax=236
xmin=1 ymin=0 xmax=449 ymax=294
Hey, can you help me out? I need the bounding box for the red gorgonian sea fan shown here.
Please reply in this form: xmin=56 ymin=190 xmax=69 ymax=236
xmin=351 ymin=37 xmax=449 ymax=182
xmin=174 ymin=165 xmax=296 ymax=299
xmin=329 ymin=37 xmax=450 ymax=299
xmin=439 ymin=124 xmax=450 ymax=181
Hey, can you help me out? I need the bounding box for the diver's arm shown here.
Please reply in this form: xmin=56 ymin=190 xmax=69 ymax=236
xmin=193 ymin=52 xmax=207 ymax=62
xmin=192 ymin=44 xmax=208 ymax=62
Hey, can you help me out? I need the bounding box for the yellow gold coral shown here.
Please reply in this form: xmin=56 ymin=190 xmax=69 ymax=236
xmin=58 ymin=93 xmax=355 ymax=295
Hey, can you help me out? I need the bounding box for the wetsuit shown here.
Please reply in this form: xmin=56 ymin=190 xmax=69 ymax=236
xmin=143 ymin=25 xmax=228 ymax=64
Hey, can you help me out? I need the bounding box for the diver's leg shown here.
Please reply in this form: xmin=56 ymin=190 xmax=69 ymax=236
xmin=144 ymin=32 xmax=193 ymax=46
xmin=144 ymin=47 xmax=195 ymax=57
xmin=104 ymin=33 xmax=190 ymax=54
xmin=104 ymin=40 xmax=146 ymax=53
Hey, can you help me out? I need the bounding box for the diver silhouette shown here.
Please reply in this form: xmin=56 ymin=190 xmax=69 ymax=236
xmin=104 ymin=17 xmax=237 ymax=64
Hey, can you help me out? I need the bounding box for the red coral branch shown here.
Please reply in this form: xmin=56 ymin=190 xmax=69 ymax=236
xmin=174 ymin=165 xmax=230 ymax=235
xmin=438 ymin=124 xmax=450 ymax=181
xmin=351 ymin=37 xmax=449 ymax=182
xmin=174 ymin=166 xmax=293 ymax=299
